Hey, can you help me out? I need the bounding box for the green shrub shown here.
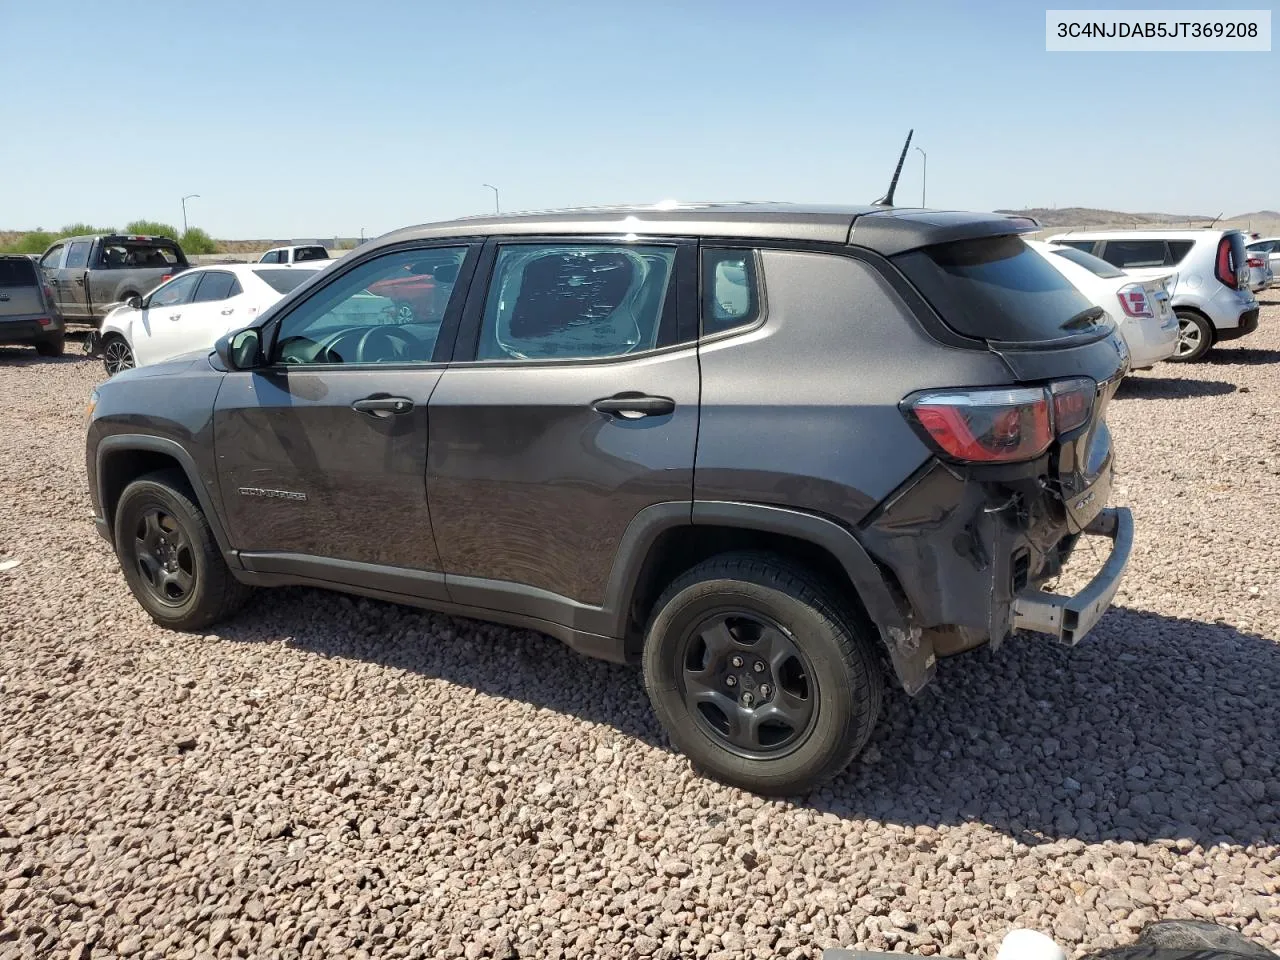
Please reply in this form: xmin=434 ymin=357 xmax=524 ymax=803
xmin=179 ymin=227 xmax=218 ymax=255
xmin=124 ymin=220 xmax=181 ymax=240
xmin=6 ymin=231 xmax=57 ymax=254
xmin=59 ymin=223 xmax=115 ymax=237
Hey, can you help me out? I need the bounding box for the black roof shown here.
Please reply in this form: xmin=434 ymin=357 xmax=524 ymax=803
xmin=377 ymin=203 xmax=1037 ymax=255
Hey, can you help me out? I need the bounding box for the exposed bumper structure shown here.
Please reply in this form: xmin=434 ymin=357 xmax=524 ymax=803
xmin=1012 ymin=507 xmax=1133 ymax=646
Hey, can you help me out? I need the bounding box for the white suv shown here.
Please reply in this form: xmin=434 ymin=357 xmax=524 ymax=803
xmin=1045 ymin=229 xmax=1259 ymax=361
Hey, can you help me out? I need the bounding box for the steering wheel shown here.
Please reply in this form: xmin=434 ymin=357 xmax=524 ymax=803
xmin=355 ymin=324 xmax=418 ymax=362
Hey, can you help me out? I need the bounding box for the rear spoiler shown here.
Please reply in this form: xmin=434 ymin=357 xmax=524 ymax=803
xmin=848 ymin=210 xmax=1040 ymax=257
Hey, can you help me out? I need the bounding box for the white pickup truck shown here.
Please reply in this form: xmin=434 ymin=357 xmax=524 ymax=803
xmin=257 ymin=244 xmax=331 ymax=266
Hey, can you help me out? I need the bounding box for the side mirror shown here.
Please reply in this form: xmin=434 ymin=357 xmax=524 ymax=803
xmin=215 ymin=327 xmax=264 ymax=370
xmin=126 ymin=294 xmax=143 ymax=310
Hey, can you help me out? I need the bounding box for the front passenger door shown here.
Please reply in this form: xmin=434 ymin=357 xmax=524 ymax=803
xmin=131 ymin=271 xmax=202 ymax=365
xmin=212 ymin=243 xmax=478 ymax=591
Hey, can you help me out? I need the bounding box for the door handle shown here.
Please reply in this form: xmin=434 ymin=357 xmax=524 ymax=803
xmin=74 ymin=278 xmax=85 ymax=286
xmin=220 ymin=308 xmax=235 ymax=315
xmin=168 ymin=313 xmax=181 ymax=321
xmin=591 ymin=393 xmax=676 ymax=418
xmin=352 ymin=396 xmax=414 ymax=416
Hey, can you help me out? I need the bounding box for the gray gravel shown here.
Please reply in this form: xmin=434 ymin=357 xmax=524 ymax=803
xmin=2 ymin=307 xmax=1279 ymax=960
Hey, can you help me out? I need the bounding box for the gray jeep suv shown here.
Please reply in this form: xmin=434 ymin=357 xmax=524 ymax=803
xmin=85 ymin=203 xmax=1134 ymax=794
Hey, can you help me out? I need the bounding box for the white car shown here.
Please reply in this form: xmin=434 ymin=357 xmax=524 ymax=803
xmin=96 ymin=263 xmax=325 ymax=375
xmin=1029 ymin=241 xmax=1178 ymax=369
xmin=1245 ymin=236 xmax=1278 ymax=293
xmin=1044 ymin=229 xmax=1259 ymax=362
xmin=258 ymin=244 xmax=330 ymax=265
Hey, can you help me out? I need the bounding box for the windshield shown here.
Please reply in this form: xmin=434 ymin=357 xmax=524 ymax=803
xmin=253 ymin=268 xmax=318 ymax=294
xmin=1051 ymin=245 xmax=1127 ymax=279
xmin=895 ymin=235 xmax=1107 ymax=343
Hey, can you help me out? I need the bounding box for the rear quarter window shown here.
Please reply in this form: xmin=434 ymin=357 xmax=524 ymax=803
xmin=895 ymin=236 xmax=1101 ymax=344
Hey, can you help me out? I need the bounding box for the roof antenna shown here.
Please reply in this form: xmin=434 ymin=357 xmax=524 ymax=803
xmin=873 ymin=129 xmax=913 ymax=207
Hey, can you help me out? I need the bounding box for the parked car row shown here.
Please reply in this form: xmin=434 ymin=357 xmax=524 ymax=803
xmin=1044 ymin=228 xmax=1265 ymax=362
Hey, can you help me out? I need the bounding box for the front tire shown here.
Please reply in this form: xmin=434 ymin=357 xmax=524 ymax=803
xmin=101 ymin=334 xmax=135 ymax=375
xmin=113 ymin=469 xmax=252 ymax=631
xmin=642 ymin=552 xmax=884 ymax=795
xmin=1169 ymin=310 xmax=1214 ymax=362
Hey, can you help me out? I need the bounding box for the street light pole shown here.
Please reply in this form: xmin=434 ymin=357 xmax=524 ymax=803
xmin=482 ymin=184 xmax=500 ymax=214
xmin=181 ymin=194 xmax=200 ymax=234
xmin=914 ymin=148 xmax=926 ymax=208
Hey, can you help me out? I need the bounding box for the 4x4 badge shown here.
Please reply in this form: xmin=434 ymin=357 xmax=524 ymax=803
xmin=238 ymin=486 xmax=307 ymax=502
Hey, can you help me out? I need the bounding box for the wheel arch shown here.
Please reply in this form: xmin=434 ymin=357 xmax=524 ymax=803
xmin=96 ymin=435 xmax=238 ymax=567
xmin=604 ymin=501 xmax=910 ymax=661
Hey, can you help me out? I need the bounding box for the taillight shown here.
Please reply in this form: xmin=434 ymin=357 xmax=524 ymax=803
xmin=904 ymin=379 xmax=1095 ymax=464
xmin=1247 ymin=256 xmax=1264 ymax=269
xmin=161 ymin=273 xmax=172 ymax=282
xmin=36 ymin=317 xmax=51 ymax=327
xmin=1216 ymin=237 xmax=1238 ymax=289
xmin=1116 ymin=283 xmax=1153 ymax=318
xmin=1050 ymin=378 xmax=1094 ymax=435
xmin=42 ymin=284 xmax=55 ymax=305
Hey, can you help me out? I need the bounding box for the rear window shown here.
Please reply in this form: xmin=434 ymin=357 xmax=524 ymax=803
xmin=895 ymin=236 xmax=1103 ymax=343
xmin=1050 ymin=246 xmax=1126 ymax=279
xmin=0 ymin=258 xmax=38 ymax=288
xmin=98 ymin=241 xmax=187 ymax=269
xmin=253 ymin=268 xmax=316 ymax=294
xmin=294 ymin=246 xmax=328 ymax=262
xmin=1098 ymin=238 xmax=1190 ymax=269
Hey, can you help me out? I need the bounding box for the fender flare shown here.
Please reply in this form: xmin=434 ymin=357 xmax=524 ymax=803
xmin=594 ymin=500 xmax=909 ymax=640
xmin=96 ymin=434 xmax=238 ymax=567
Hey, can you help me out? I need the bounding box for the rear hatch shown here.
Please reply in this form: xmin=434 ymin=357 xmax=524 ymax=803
xmin=894 ymin=234 xmax=1128 ymax=532
xmin=0 ymin=257 xmax=47 ymax=318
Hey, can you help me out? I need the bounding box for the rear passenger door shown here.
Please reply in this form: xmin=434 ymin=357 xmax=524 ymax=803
xmin=427 ymin=238 xmax=699 ymax=615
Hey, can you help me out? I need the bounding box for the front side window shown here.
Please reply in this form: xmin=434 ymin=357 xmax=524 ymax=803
xmin=261 ymin=251 xmax=280 ymax=264
xmin=702 ymin=248 xmax=760 ymax=335
xmin=65 ymin=242 xmax=91 ymax=269
xmin=40 ymin=245 xmax=64 ymax=269
xmin=274 ymin=246 xmax=469 ymax=365
xmin=148 ymin=272 xmax=202 ymax=309
xmin=192 ymin=272 xmax=241 ymax=302
xmin=478 ymin=243 xmax=675 ymax=361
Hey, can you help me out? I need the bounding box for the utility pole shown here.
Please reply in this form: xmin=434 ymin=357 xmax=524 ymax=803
xmin=914 ymin=147 xmax=927 ymax=207
xmin=482 ymin=184 xmax=500 ymax=214
xmin=181 ymin=194 xmax=200 ymax=234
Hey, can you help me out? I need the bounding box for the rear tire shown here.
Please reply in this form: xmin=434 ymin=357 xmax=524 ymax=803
xmin=113 ymin=469 xmax=252 ymax=631
xmin=101 ymin=334 xmax=135 ymax=375
xmin=642 ymin=551 xmax=884 ymax=796
xmin=34 ymin=333 xmax=65 ymax=357
xmin=1169 ymin=310 xmax=1213 ymax=362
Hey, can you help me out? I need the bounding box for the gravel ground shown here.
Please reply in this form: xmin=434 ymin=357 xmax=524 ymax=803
xmin=2 ymin=306 xmax=1279 ymax=960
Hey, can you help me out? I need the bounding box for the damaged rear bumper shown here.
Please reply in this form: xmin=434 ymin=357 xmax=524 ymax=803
xmin=1012 ymin=506 xmax=1132 ymax=645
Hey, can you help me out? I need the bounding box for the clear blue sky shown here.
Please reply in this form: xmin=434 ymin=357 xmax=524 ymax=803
xmin=1 ymin=0 xmax=1273 ymax=239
